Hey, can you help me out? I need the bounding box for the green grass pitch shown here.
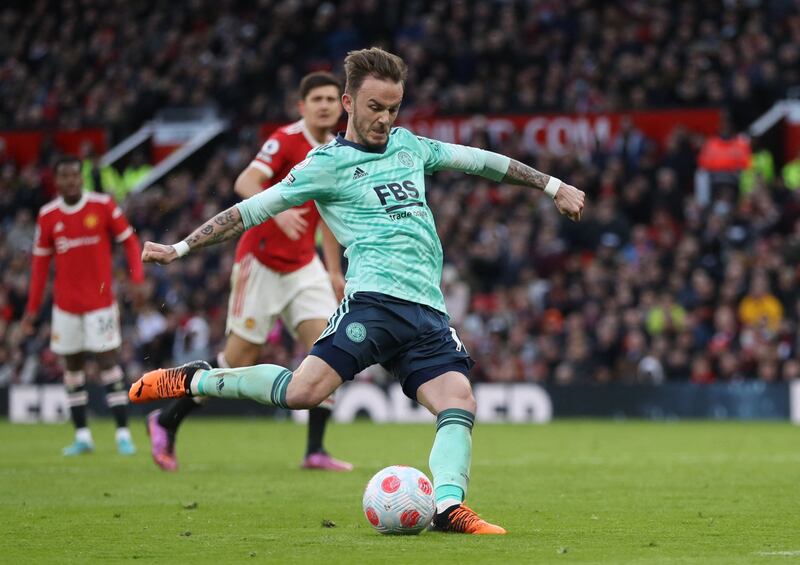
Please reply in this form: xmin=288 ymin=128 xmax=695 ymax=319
xmin=1 ymin=419 xmax=798 ymax=564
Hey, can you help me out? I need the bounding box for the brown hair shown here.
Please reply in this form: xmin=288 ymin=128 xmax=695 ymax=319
xmin=343 ymin=47 xmax=407 ymax=95
xmin=299 ymin=71 xmax=341 ymax=100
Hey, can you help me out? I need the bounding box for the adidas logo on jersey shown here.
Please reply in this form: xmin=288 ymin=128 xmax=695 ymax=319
xmin=353 ymin=167 xmax=368 ymax=180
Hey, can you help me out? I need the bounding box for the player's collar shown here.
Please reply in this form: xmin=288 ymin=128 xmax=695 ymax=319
xmin=299 ymin=119 xmax=332 ymax=148
xmin=58 ymin=191 xmax=88 ymax=214
xmin=335 ymin=132 xmax=387 ymax=154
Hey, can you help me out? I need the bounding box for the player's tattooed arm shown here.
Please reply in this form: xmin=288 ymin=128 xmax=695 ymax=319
xmin=503 ymin=160 xmax=586 ymax=222
xmin=502 ymin=160 xmax=550 ymax=190
xmin=141 ymin=206 xmax=245 ymax=265
xmin=185 ymin=207 xmax=245 ymax=250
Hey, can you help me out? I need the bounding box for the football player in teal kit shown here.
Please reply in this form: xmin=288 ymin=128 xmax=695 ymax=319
xmin=131 ymin=47 xmax=585 ymax=534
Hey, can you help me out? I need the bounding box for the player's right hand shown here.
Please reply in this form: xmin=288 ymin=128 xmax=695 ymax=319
xmin=273 ymin=208 xmax=310 ymax=240
xmin=142 ymin=242 xmax=178 ymax=265
xmin=553 ymin=183 xmax=586 ymax=222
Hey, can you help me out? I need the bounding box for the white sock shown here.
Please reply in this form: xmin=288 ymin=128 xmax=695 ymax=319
xmin=115 ymin=427 xmax=131 ymax=442
xmin=436 ymin=498 xmax=462 ymax=514
xmin=75 ymin=427 xmax=93 ymax=444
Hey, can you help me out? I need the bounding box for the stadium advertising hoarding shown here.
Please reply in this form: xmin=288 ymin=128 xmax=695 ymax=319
xmin=305 ymin=381 xmax=794 ymax=423
xmin=0 ymin=129 xmax=107 ymax=166
xmin=399 ymin=109 xmax=721 ymax=155
xmin=258 ymin=109 xmax=722 ymax=154
xmin=6 ymin=381 xmax=798 ymax=424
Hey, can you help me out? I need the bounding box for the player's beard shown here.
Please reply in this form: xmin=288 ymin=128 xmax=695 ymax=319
xmin=353 ymin=110 xmax=388 ymax=150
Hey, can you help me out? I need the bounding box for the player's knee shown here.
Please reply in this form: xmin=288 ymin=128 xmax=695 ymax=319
xmin=96 ymin=353 xmax=118 ymax=371
xmin=431 ymin=383 xmax=476 ymax=415
xmin=446 ymin=381 xmax=476 ymax=413
xmin=461 ymin=388 xmax=477 ymax=414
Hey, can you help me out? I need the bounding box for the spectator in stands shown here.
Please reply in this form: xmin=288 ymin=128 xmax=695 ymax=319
xmin=646 ymin=292 xmax=687 ymax=337
xmin=738 ymin=272 xmax=784 ymax=334
xmin=782 ymin=359 xmax=800 ymax=381
xmin=696 ymin=115 xmax=752 ymax=206
xmin=782 ymin=149 xmax=800 ymax=191
xmin=611 ymin=116 xmax=650 ymax=172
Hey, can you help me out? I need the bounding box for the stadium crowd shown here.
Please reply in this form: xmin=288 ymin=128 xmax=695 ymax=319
xmin=2 ymin=0 xmax=800 ymax=139
xmin=1 ymin=0 xmax=800 ymax=386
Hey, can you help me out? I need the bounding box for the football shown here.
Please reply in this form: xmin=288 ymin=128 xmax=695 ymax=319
xmin=362 ymin=465 xmax=435 ymax=535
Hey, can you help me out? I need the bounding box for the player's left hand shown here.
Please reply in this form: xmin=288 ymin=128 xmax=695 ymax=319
xmin=142 ymin=241 xmax=178 ymax=265
xmin=329 ymin=272 xmax=346 ymax=301
xmin=20 ymin=312 xmax=36 ymax=336
xmin=553 ymin=182 xmax=585 ymax=221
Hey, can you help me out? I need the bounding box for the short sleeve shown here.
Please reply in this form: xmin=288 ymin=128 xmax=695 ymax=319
xmin=32 ymin=216 xmax=53 ymax=256
xmin=415 ymin=135 xmax=448 ymax=174
xmin=107 ymin=199 xmax=134 ymax=242
xmin=274 ymin=151 xmax=337 ymax=206
xmin=249 ymin=132 xmax=290 ymax=178
xmin=236 ymin=150 xmax=336 ymax=229
xmin=414 ymin=134 xmax=509 ymax=181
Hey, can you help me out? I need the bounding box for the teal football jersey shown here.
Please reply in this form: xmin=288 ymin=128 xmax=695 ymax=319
xmin=237 ymin=127 xmax=508 ymax=315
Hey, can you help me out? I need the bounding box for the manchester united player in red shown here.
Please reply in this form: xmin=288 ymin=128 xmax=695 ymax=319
xmin=24 ymin=155 xmax=144 ymax=456
xmin=148 ymin=72 xmax=353 ymax=472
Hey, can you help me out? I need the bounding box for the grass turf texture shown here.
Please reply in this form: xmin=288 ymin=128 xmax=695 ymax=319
xmin=1 ymin=420 xmax=798 ymax=564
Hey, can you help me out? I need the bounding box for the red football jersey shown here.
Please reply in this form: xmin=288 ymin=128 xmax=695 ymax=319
xmin=234 ymin=119 xmax=332 ymax=272
xmin=28 ymin=192 xmax=143 ymax=314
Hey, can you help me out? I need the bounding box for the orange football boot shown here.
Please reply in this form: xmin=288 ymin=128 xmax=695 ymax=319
xmin=431 ymin=503 xmax=507 ymax=535
xmin=129 ymin=360 xmax=211 ymax=404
